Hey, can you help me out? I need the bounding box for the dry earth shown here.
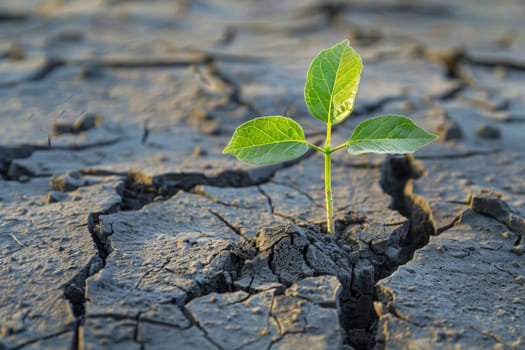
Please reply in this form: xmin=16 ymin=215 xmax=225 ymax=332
xmin=0 ymin=1 xmax=524 ymax=349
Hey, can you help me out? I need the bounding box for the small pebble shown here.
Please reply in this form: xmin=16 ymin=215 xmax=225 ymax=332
xmin=15 ymin=208 xmax=27 ymax=215
xmin=50 ymin=172 xmax=83 ymax=192
xmin=476 ymin=124 xmax=501 ymax=139
xmin=192 ymin=146 xmax=206 ymax=157
xmin=44 ymin=191 xmax=69 ymax=204
xmin=437 ymin=117 xmax=463 ymax=141
xmin=155 ymin=154 xmax=168 ymax=163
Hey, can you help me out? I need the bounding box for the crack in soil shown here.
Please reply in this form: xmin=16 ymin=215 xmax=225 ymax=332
xmin=436 ymin=213 xmax=463 ymax=234
xmin=257 ymin=185 xmax=275 ymax=214
xmin=133 ymin=312 xmax=143 ymax=350
xmin=207 ymin=208 xmax=248 ymax=240
xmin=221 ymin=153 xmax=441 ymax=349
xmin=468 ymin=325 xmax=519 ymax=349
xmin=116 ymin=150 xmax=312 ymax=211
xmin=2 ymin=4 xmax=523 ymax=349
xmin=256 ymin=186 xmax=302 ymax=223
xmin=380 ymin=155 xmax=437 ymax=255
xmin=205 ymin=58 xmax=261 ymax=116
xmin=0 ymin=59 xmax=65 ymax=88
xmin=464 ymin=53 xmax=525 ymax=71
xmin=130 ymin=257 xmax=172 ymax=294
xmin=15 ymin=46 xmax=481 ymax=345
xmin=1 ymin=137 xmax=122 ymax=181
xmin=192 ymin=187 xmax=253 ymax=209
xmin=8 ymin=329 xmax=72 ymax=350
xmin=0 ymin=51 xmax=264 ymax=90
xmin=270 ymin=180 xmax=323 ymax=208
xmin=18 ymin=141 xmax=453 ymax=350
xmin=181 ymin=306 xmax=224 ymax=350
xmin=61 ymin=202 xmax=119 ymax=350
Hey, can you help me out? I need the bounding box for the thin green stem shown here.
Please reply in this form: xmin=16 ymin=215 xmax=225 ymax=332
xmin=306 ymin=142 xmax=325 ymax=153
xmin=324 ymin=124 xmax=334 ymax=234
xmin=331 ymin=142 xmax=347 ymax=153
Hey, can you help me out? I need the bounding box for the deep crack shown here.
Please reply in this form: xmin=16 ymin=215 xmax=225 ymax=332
xmin=61 ymin=202 xmax=120 ymax=349
xmin=116 ymin=153 xmax=310 ymax=211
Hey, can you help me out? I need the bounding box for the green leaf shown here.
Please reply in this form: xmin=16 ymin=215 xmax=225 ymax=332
xmin=346 ymin=115 xmax=439 ymax=155
xmin=223 ymin=116 xmax=309 ymax=165
xmin=304 ymin=39 xmax=363 ymax=125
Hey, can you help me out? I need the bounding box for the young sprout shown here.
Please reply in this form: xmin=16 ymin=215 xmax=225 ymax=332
xmin=223 ymin=40 xmax=438 ymax=234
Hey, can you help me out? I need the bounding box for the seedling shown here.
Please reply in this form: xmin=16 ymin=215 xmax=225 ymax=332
xmin=223 ymin=40 xmax=438 ymax=234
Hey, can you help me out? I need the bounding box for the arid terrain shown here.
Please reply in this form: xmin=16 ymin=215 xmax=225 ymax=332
xmin=1 ymin=1 xmax=524 ymax=349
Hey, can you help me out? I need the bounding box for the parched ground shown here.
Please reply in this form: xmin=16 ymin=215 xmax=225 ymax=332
xmin=1 ymin=1 xmax=524 ymax=349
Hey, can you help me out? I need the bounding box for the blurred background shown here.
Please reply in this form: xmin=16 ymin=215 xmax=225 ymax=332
xmin=1 ymin=0 xmax=524 ymax=176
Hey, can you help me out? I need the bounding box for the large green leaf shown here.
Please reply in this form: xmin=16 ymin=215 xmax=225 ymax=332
xmin=346 ymin=115 xmax=439 ymax=155
xmin=223 ymin=116 xmax=309 ymax=165
xmin=304 ymin=40 xmax=363 ymax=125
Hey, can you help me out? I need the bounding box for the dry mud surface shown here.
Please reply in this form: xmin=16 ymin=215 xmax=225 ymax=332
xmin=1 ymin=1 xmax=524 ymax=349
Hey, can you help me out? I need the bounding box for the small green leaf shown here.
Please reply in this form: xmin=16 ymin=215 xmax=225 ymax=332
xmin=223 ymin=116 xmax=309 ymax=165
xmin=346 ymin=115 xmax=439 ymax=155
xmin=304 ymin=40 xmax=363 ymax=125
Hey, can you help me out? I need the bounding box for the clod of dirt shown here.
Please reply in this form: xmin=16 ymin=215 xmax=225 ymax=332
xmin=50 ymin=172 xmax=84 ymax=192
xmin=232 ymin=223 xmax=378 ymax=349
xmin=44 ymin=190 xmax=70 ymax=203
xmin=476 ymin=124 xmax=501 ymax=139
xmin=6 ymin=43 xmax=25 ymax=60
xmin=0 ymin=145 xmax=34 ymax=176
xmin=436 ymin=113 xmax=464 ymax=141
xmin=469 ymin=189 xmax=524 ymax=253
xmin=188 ymin=107 xmax=221 ymax=135
xmin=234 ymin=224 xmax=355 ymax=290
xmin=51 ymin=113 xmax=103 ymax=137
